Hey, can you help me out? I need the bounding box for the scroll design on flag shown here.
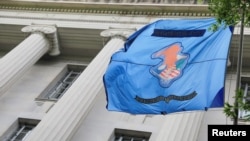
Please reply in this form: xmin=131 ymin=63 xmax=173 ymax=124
xmin=150 ymin=42 xmax=189 ymax=87
xmin=135 ymin=91 xmax=197 ymax=104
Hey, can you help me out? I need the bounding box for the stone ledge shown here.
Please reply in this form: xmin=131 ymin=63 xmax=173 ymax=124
xmin=0 ymin=1 xmax=213 ymax=16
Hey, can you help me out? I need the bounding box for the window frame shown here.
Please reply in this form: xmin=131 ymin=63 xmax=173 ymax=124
xmin=36 ymin=64 xmax=86 ymax=101
xmin=3 ymin=118 xmax=40 ymax=141
xmin=239 ymin=76 xmax=250 ymax=120
xmin=111 ymin=128 xmax=151 ymax=141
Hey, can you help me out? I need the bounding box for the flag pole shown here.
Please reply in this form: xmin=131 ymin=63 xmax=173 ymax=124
xmin=234 ymin=8 xmax=245 ymax=125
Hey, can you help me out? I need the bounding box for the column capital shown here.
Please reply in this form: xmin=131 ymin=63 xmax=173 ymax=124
xmin=22 ymin=25 xmax=60 ymax=56
xmin=21 ymin=25 xmax=56 ymax=34
xmin=100 ymin=28 xmax=136 ymax=40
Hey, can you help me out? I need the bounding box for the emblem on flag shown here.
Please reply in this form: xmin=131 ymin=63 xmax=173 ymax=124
xmin=103 ymin=18 xmax=233 ymax=114
xmin=150 ymin=43 xmax=189 ymax=87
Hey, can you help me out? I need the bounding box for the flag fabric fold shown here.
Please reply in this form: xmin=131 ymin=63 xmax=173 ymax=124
xmin=103 ymin=18 xmax=233 ymax=114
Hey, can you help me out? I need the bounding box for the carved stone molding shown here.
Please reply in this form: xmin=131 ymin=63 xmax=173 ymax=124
xmin=22 ymin=25 xmax=60 ymax=56
xmin=0 ymin=1 xmax=213 ymax=17
xmin=100 ymin=28 xmax=136 ymax=40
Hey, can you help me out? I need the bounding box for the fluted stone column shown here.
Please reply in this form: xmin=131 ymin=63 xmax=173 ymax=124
xmin=0 ymin=25 xmax=60 ymax=96
xmin=24 ymin=28 xmax=135 ymax=141
xmin=155 ymin=111 xmax=205 ymax=141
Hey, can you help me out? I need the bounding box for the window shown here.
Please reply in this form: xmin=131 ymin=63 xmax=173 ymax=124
xmin=112 ymin=128 xmax=151 ymax=141
xmin=37 ymin=64 xmax=86 ymax=101
xmin=5 ymin=118 xmax=40 ymax=141
xmin=9 ymin=124 xmax=34 ymax=141
xmin=239 ymin=76 xmax=250 ymax=120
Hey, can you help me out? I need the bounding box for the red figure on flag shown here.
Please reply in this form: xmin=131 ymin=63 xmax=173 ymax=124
xmin=150 ymin=43 xmax=188 ymax=87
xmin=154 ymin=44 xmax=181 ymax=80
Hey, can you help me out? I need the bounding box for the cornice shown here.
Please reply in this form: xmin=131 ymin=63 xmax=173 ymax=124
xmin=0 ymin=1 xmax=214 ymax=17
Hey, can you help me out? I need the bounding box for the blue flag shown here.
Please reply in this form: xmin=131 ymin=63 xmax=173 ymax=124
xmin=103 ymin=18 xmax=233 ymax=114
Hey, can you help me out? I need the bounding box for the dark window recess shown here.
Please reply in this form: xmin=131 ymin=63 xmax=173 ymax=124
xmin=113 ymin=128 xmax=151 ymax=141
xmin=7 ymin=118 xmax=40 ymax=141
xmin=36 ymin=64 xmax=86 ymax=101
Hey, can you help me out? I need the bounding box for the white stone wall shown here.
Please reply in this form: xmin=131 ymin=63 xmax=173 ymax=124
xmin=0 ymin=60 xmax=67 ymax=140
xmin=0 ymin=3 xmax=239 ymax=141
xmin=0 ymin=58 xmax=237 ymax=141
